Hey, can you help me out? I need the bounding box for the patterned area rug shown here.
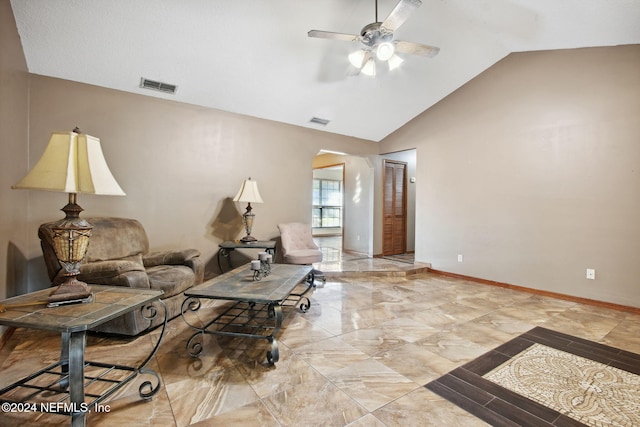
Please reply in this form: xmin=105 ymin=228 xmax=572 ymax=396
xmin=425 ymin=327 xmax=640 ymax=426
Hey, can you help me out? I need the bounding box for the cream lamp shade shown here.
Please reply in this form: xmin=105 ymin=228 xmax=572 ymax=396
xmin=12 ymin=131 xmax=125 ymax=196
xmin=233 ymin=177 xmax=263 ymax=204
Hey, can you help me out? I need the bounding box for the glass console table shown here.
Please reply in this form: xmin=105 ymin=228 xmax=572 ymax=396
xmin=0 ymin=285 xmax=166 ymax=427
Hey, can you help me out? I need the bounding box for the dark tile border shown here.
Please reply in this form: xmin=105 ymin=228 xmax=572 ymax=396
xmin=425 ymin=326 xmax=640 ymax=426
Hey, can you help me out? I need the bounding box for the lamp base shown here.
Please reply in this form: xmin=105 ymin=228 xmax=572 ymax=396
xmin=240 ymin=235 xmax=258 ymax=243
xmin=48 ymin=277 xmax=92 ymax=305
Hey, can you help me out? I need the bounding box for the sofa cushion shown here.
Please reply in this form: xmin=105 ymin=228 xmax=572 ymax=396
xmin=284 ymin=249 xmax=322 ymax=265
xmin=146 ymin=264 xmax=195 ymax=298
xmin=84 ymin=217 xmax=149 ymax=262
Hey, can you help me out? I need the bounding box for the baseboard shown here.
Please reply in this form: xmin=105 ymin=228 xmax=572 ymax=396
xmin=429 ymin=269 xmax=640 ymax=315
xmin=373 ymin=251 xmax=415 ymax=258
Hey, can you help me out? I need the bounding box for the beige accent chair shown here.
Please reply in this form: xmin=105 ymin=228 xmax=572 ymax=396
xmin=39 ymin=217 xmax=204 ymax=336
xmin=277 ymin=222 xmax=325 ymax=284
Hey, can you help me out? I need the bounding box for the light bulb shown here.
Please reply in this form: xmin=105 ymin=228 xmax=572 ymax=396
xmin=361 ymin=58 xmax=376 ymax=77
xmin=376 ymin=42 xmax=395 ymax=61
xmin=388 ymin=54 xmax=404 ymax=71
xmin=348 ymin=50 xmax=366 ymax=68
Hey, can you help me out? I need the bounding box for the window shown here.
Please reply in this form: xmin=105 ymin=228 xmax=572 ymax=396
xmin=312 ymin=179 xmax=342 ymax=228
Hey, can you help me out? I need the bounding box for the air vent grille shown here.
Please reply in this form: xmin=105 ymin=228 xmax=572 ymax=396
xmin=310 ymin=117 xmax=330 ymax=125
xmin=140 ymin=78 xmax=177 ymax=94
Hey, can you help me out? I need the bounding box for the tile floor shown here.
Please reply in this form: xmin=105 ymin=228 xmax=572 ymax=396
xmin=0 ymin=244 xmax=639 ymax=426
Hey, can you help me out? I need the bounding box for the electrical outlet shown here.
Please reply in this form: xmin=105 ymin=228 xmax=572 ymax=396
xmin=457 ymin=254 xmax=463 ymax=262
xmin=586 ymin=269 xmax=595 ymax=280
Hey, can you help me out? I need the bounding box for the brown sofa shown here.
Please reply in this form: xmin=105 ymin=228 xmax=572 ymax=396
xmin=38 ymin=217 xmax=204 ymax=336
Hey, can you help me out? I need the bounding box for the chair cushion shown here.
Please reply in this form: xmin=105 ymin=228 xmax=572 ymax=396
xmin=284 ymin=249 xmax=322 ymax=265
xmin=146 ymin=264 xmax=196 ymax=298
xmin=278 ymin=222 xmax=319 ymax=252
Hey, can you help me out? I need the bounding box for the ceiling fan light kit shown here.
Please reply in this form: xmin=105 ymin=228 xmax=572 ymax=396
xmin=348 ymin=50 xmax=367 ymax=68
xmin=308 ymin=0 xmax=439 ymax=77
xmin=376 ymin=42 xmax=395 ymax=61
xmin=387 ymin=54 xmax=404 ymax=71
xmin=361 ymin=58 xmax=377 ymax=77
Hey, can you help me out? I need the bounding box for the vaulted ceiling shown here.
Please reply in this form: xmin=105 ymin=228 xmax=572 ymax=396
xmin=10 ymin=0 xmax=640 ymax=142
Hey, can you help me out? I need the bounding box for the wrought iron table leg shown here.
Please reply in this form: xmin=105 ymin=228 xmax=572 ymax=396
xmin=217 ymin=248 xmax=235 ymax=272
xmin=59 ymin=330 xmax=88 ymax=427
xmin=182 ymin=297 xmax=205 ymax=357
xmin=136 ymin=300 xmax=167 ymax=399
xmin=265 ymin=303 xmax=283 ymax=365
xmin=69 ymin=331 xmax=86 ymax=427
xmin=59 ymin=332 xmax=70 ymax=390
xmin=266 ymin=337 xmax=279 ymax=365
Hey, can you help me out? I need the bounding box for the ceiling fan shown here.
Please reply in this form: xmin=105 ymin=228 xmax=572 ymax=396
xmin=308 ymin=0 xmax=440 ymax=76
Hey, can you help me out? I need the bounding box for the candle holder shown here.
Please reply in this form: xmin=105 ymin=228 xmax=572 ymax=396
xmin=251 ymin=252 xmax=272 ymax=281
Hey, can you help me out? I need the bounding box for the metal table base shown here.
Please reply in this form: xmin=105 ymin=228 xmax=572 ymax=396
xmin=181 ymin=264 xmax=314 ymax=365
xmin=0 ymin=286 xmax=166 ymax=427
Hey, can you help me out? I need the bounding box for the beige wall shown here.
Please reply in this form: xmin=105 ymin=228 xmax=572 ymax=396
xmin=0 ymin=0 xmax=29 ymax=299
xmin=15 ymin=76 xmax=377 ymax=290
xmin=380 ymin=45 xmax=640 ymax=308
xmin=3 ymin=0 xmax=639 ymax=311
xmin=22 ymin=76 xmax=378 ymax=284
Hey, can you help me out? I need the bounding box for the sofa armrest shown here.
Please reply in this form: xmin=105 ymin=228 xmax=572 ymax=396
xmin=78 ymin=259 xmax=150 ymax=289
xmin=143 ymin=249 xmax=204 ymax=284
xmin=143 ymin=249 xmax=200 ymax=267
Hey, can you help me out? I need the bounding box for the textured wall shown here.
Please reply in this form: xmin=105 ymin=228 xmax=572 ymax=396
xmin=0 ymin=0 xmax=29 ymax=298
xmin=381 ymin=45 xmax=640 ymax=307
xmin=19 ymin=76 xmax=377 ymax=288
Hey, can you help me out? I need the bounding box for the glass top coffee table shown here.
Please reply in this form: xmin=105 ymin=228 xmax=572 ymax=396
xmin=0 ymin=285 xmax=166 ymax=427
xmin=182 ymin=263 xmax=313 ymax=365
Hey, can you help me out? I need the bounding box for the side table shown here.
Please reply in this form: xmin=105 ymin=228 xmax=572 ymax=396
xmin=217 ymin=240 xmax=277 ymax=272
xmin=0 ymin=285 xmax=166 ymax=427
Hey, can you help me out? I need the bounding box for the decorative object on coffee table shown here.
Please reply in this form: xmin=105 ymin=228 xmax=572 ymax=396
xmin=12 ymin=128 xmax=125 ymax=306
xmin=233 ymin=177 xmax=263 ymax=243
xmin=250 ymin=251 xmax=273 ymax=281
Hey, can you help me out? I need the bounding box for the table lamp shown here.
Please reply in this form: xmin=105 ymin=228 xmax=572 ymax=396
xmin=12 ymin=128 xmax=125 ymax=306
xmin=233 ymin=177 xmax=263 ymax=243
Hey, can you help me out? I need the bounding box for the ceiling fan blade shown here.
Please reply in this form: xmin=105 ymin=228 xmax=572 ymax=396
xmin=381 ymin=0 xmax=422 ymax=33
xmin=308 ymin=30 xmax=359 ymax=42
xmin=394 ymin=40 xmax=439 ymax=58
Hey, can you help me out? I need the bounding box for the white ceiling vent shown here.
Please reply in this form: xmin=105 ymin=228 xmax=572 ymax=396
xmin=310 ymin=117 xmax=330 ymax=126
xmin=140 ymin=77 xmax=177 ymax=94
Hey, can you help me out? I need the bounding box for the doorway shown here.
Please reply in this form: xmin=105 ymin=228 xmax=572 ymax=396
xmin=312 ymin=164 xmax=344 ymax=260
xmin=382 ymin=159 xmax=407 ymax=256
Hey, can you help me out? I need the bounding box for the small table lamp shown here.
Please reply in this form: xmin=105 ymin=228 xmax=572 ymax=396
xmin=233 ymin=177 xmax=263 ymax=243
xmin=12 ymin=128 xmax=125 ymax=306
